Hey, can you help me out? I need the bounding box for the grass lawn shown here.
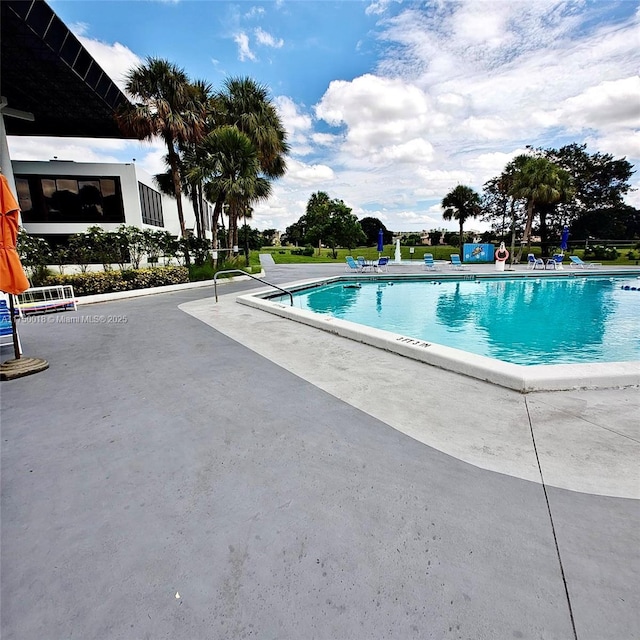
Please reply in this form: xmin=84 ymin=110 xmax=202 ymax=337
xmin=257 ymin=245 xmax=640 ymax=267
xmin=260 ymin=245 xmax=466 ymax=263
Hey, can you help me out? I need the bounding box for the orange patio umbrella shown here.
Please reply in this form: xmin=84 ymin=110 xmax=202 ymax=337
xmin=1 ymin=173 xmax=30 ymax=360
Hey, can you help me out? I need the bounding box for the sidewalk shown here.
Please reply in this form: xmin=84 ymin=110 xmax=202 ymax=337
xmin=1 ymin=264 xmax=638 ymax=640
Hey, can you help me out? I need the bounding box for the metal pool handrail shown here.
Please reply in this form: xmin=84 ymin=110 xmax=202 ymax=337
xmin=213 ymin=270 xmax=294 ymax=306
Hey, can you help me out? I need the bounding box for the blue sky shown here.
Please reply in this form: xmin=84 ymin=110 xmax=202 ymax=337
xmin=8 ymin=0 xmax=640 ymax=232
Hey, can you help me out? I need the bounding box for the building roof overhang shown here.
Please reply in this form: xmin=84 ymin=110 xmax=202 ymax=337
xmin=1 ymin=0 xmax=133 ymax=138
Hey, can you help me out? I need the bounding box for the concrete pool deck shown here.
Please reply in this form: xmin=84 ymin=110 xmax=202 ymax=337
xmin=1 ymin=262 xmax=639 ymax=639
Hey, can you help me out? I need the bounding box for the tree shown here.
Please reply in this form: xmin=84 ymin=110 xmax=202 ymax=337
xmin=282 ymin=220 xmax=306 ymax=246
xmin=259 ymin=229 xmax=278 ymax=246
xmin=481 ymin=175 xmax=513 ymax=239
xmin=441 ymin=185 xmax=481 ymax=259
xmin=545 ymin=143 xmax=634 ymax=214
xmin=212 ymin=77 xmax=289 ymax=252
xmin=428 ymin=230 xmax=442 ymax=246
xmin=359 ymin=217 xmax=392 ymax=246
xmin=16 ymin=229 xmax=52 ymax=282
xmin=544 ymin=143 xmax=636 ymax=241
xmin=508 ymin=155 xmax=573 ymax=259
xmin=117 ymin=57 xmax=208 ymax=239
xmin=570 ymin=205 xmax=640 ymax=241
xmin=201 ymin=125 xmax=271 ymax=255
xmin=293 ymin=192 xmax=365 ymax=257
xmin=239 ymin=224 xmax=264 ymax=250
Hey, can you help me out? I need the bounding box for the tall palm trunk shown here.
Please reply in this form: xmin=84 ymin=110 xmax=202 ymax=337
xmin=458 ymin=220 xmax=464 ymax=259
xmin=191 ymin=182 xmax=202 ymax=239
xmin=167 ymin=144 xmax=187 ymax=238
xmin=509 ymin=199 xmax=517 ymax=266
xmin=524 ymin=198 xmax=535 ymax=248
xmin=212 ymin=199 xmax=223 ymax=252
xmin=516 ymin=198 xmax=535 ymax=262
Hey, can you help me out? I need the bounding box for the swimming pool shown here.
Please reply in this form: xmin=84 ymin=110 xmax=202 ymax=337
xmin=237 ymin=271 xmax=640 ymax=391
xmin=288 ymin=276 xmax=640 ymax=366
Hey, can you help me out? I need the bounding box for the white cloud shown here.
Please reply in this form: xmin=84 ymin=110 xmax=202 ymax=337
xmin=234 ymin=32 xmax=256 ymax=61
xmin=284 ymin=158 xmax=335 ymax=185
xmin=467 ymin=150 xmax=523 ymax=180
xmin=273 ymin=96 xmax=314 ymax=155
xmin=8 ymin=137 xmax=129 ymax=163
xmin=255 ymin=27 xmax=284 ymax=49
xmin=274 ymin=96 xmax=312 ymax=136
xmin=315 ymin=74 xmax=441 ymax=162
xmin=245 ymin=6 xmax=265 ymax=19
xmin=371 ymin=138 xmax=435 ymax=164
xmin=310 ymin=133 xmax=339 ymax=148
xmin=587 ymin=130 xmax=640 ymax=163
xmin=546 ymin=76 xmax=640 ymax=131
xmin=365 ymin=0 xmax=401 ymax=17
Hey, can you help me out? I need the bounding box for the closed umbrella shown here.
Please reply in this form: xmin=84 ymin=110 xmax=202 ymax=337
xmin=1 ymin=174 xmax=48 ymax=378
xmin=1 ymin=175 xmax=30 ymax=296
xmin=560 ymin=226 xmax=570 ymax=253
xmin=377 ymin=229 xmax=384 ymax=258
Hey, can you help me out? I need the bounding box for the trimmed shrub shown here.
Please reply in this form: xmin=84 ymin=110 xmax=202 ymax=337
xmin=584 ymin=245 xmax=619 ymax=260
xmin=43 ymin=266 xmax=189 ymax=296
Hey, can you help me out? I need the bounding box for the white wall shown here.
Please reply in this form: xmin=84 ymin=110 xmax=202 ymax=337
xmin=12 ymin=159 xmax=209 ymax=239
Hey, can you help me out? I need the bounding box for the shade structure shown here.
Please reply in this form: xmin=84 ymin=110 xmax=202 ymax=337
xmin=377 ymin=229 xmax=384 ymax=255
xmin=560 ymin=226 xmax=570 ymax=252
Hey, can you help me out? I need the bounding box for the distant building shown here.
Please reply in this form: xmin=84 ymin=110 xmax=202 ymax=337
xmin=12 ymin=159 xmax=211 ymax=246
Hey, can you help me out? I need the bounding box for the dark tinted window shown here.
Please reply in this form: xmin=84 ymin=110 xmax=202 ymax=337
xmin=16 ymin=174 xmax=125 ymax=223
xmin=138 ymin=182 xmax=164 ymax=227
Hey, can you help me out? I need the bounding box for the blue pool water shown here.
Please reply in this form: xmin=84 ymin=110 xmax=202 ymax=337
xmin=284 ymin=276 xmax=640 ymax=366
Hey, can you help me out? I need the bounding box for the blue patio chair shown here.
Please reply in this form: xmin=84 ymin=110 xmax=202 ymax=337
xmin=545 ymin=254 xmax=564 ymax=270
xmin=376 ymin=256 xmax=389 ymax=272
xmin=345 ymin=256 xmax=361 ymax=272
xmin=569 ymin=255 xmax=601 ymax=269
xmin=423 ymin=253 xmax=439 ymax=271
xmin=527 ymin=254 xmax=545 ymax=270
xmin=449 ymin=254 xmax=470 ymax=270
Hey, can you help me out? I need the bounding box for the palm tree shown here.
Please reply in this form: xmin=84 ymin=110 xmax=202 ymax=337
xmin=200 ymin=126 xmax=271 ymax=256
xmin=213 ymin=77 xmax=289 ymax=251
xmin=116 ymin=57 xmax=209 ymax=238
xmin=441 ymin=185 xmax=482 ymax=259
xmin=508 ymin=155 xmax=573 ymax=260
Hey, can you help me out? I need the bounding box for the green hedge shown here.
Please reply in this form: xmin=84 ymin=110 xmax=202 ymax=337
xmin=43 ymin=266 xmax=189 ymax=296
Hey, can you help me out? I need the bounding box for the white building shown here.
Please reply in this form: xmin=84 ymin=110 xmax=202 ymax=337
xmin=12 ymin=159 xmax=212 ymax=246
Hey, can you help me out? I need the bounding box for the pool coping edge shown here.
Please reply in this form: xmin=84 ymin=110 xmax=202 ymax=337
xmin=236 ymin=273 xmax=640 ymax=393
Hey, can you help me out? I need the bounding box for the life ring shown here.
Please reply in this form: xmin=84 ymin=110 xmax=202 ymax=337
xmin=495 ymin=248 xmax=509 ymax=261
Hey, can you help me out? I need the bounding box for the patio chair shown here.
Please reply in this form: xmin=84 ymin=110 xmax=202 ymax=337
xmin=449 ymin=254 xmax=470 ymax=271
xmin=569 ymin=255 xmax=601 ymax=269
xmin=345 ymin=256 xmax=361 ymax=272
xmin=423 ymin=253 xmax=440 ymax=271
xmin=376 ymin=256 xmax=389 ymax=272
xmin=527 ymin=254 xmax=545 ymax=270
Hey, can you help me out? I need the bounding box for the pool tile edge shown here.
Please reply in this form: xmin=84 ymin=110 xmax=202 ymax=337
xmin=237 ymin=293 xmax=640 ymax=393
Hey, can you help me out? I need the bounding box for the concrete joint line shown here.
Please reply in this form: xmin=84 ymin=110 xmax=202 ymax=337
xmin=525 ymin=397 xmax=579 ymax=640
